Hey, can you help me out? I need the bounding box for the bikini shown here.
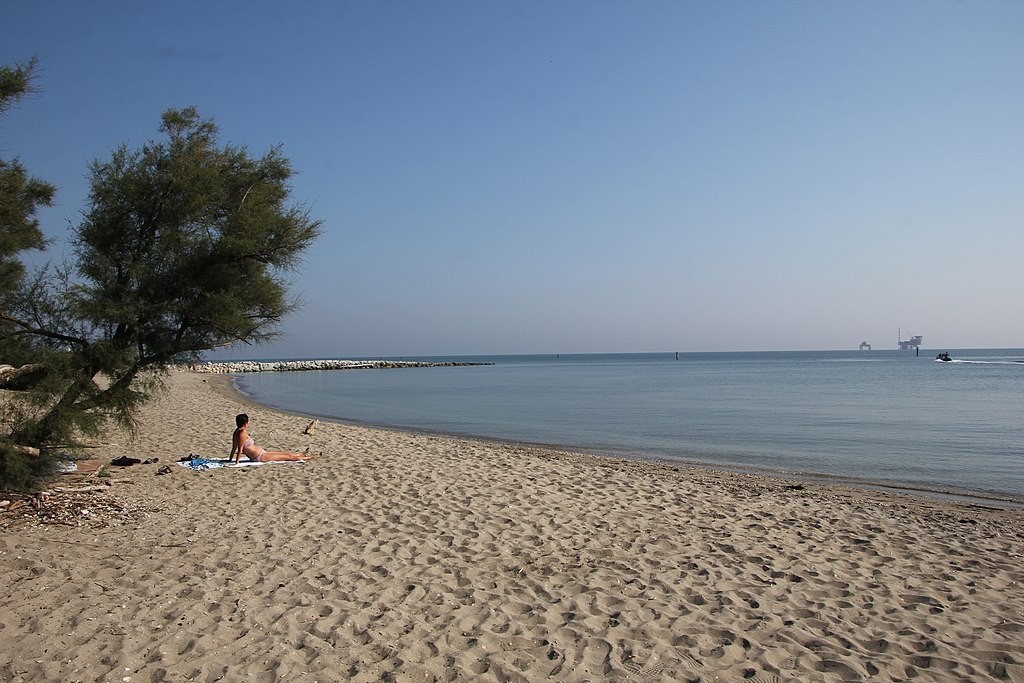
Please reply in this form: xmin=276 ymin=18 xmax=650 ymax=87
xmin=238 ymin=432 xmax=266 ymax=460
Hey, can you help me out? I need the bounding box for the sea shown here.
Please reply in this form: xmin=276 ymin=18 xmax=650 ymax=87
xmin=232 ymin=349 xmax=1024 ymax=503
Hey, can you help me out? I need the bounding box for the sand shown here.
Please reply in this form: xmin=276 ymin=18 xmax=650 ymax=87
xmin=2 ymin=369 xmax=1023 ymax=682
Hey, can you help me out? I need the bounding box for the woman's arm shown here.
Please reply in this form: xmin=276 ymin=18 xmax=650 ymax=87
xmin=231 ymin=428 xmax=242 ymax=464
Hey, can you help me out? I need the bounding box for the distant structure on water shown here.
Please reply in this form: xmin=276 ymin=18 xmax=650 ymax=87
xmin=897 ymin=329 xmax=923 ymax=352
xmin=859 ymin=341 xmax=872 ymax=351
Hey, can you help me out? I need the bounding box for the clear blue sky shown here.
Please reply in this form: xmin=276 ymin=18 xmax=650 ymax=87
xmin=4 ymin=1 xmax=1023 ymax=357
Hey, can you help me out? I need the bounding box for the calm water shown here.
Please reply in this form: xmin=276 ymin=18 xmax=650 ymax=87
xmin=233 ymin=350 xmax=1024 ymax=500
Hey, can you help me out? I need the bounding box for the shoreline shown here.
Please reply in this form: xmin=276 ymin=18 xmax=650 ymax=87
xmin=227 ymin=372 xmax=1024 ymax=510
xmin=3 ymin=369 xmax=1023 ymax=682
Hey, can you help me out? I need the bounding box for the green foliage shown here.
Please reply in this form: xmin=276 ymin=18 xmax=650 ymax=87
xmin=74 ymin=106 xmax=321 ymax=362
xmin=0 ymin=56 xmax=40 ymax=115
xmin=0 ymin=443 xmax=57 ymax=493
xmin=0 ymin=63 xmax=322 ymax=491
xmin=1 ymin=57 xmax=58 ymax=492
xmin=0 ymin=157 xmax=53 ymax=296
xmin=1 ymin=57 xmax=55 ymax=337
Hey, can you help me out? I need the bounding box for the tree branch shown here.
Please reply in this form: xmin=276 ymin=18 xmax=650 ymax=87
xmin=0 ymin=311 xmax=88 ymax=348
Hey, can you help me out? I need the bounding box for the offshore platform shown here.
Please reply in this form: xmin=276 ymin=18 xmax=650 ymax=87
xmin=897 ymin=329 xmax=923 ymax=352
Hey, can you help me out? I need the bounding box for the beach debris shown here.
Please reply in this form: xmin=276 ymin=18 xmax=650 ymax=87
xmin=111 ymin=456 xmax=141 ymax=466
xmin=303 ymin=419 xmax=318 ymax=436
xmin=0 ymin=487 xmax=161 ymax=529
xmin=142 ymin=458 xmax=159 ymax=465
xmin=156 ymin=465 xmax=172 ymax=475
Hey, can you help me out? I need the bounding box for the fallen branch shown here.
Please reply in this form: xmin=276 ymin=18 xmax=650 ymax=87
xmin=0 ymin=363 xmax=47 ymax=390
xmin=52 ymin=485 xmax=113 ymax=493
xmin=6 ymin=444 xmax=40 ymax=457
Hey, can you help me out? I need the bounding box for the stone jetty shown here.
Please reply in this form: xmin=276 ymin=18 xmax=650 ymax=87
xmin=191 ymin=359 xmax=492 ymax=374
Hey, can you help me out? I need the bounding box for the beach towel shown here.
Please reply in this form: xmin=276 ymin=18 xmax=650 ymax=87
xmin=176 ymin=457 xmax=305 ymax=470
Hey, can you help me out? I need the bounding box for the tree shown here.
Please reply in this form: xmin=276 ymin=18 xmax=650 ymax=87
xmin=0 ymin=58 xmax=58 ymax=489
xmin=1 ymin=98 xmax=322 ymax=488
xmin=1 ymin=58 xmax=55 ymax=349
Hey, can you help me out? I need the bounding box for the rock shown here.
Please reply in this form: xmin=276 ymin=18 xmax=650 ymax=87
xmin=188 ymin=358 xmax=493 ymax=374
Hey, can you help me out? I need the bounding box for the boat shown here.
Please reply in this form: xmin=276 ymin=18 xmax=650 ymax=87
xmin=936 ymin=352 xmax=952 ymax=362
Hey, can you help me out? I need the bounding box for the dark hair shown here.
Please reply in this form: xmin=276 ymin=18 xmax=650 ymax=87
xmin=235 ymin=413 xmax=249 ymax=428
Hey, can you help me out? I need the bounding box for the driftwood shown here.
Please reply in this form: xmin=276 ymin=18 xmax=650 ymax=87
xmin=51 ymin=485 xmax=114 ymax=493
xmin=0 ymin=363 xmax=47 ymax=390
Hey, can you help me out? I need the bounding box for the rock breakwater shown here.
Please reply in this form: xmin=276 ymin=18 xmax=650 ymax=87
xmin=191 ymin=359 xmax=492 ymax=374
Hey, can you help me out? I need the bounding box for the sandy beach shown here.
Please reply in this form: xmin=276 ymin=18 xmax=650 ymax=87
xmin=2 ymin=369 xmax=1023 ymax=682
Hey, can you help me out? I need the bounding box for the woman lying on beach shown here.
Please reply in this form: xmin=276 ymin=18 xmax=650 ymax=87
xmin=231 ymin=414 xmax=318 ymax=464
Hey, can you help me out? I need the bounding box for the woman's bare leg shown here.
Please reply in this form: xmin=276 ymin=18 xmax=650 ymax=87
xmin=258 ymin=450 xmax=318 ymax=462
